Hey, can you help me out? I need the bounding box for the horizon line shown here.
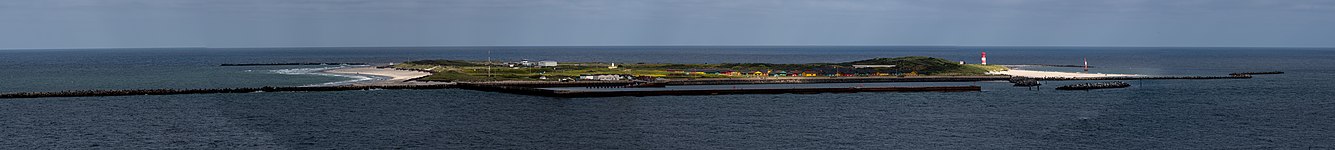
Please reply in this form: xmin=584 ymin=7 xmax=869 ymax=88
xmin=3 ymin=44 xmax=1333 ymax=51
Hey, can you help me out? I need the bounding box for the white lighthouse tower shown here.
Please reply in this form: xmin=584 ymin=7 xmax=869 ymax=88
xmin=981 ymin=52 xmax=988 ymax=65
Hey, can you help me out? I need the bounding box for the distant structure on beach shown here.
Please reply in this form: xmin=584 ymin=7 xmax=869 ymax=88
xmin=579 ymin=74 xmax=632 ymax=81
xmin=538 ymin=61 xmax=558 ymax=67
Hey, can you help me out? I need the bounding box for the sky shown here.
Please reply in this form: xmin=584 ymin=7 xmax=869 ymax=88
xmin=2 ymin=0 xmax=1334 ymax=49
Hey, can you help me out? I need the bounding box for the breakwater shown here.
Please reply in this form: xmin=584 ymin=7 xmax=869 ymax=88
xmin=552 ymin=86 xmax=982 ymax=98
xmin=1005 ymin=64 xmax=1089 ymax=68
xmin=2 ymin=82 xmax=979 ymax=99
xmin=1028 ymin=75 xmax=1250 ymax=81
xmin=455 ymin=83 xmax=980 ymax=98
xmin=220 ymin=63 xmax=369 ymax=66
xmin=465 ymin=76 xmax=1008 ymax=87
xmin=666 ymin=76 xmax=1009 ymax=85
xmin=0 ymin=84 xmax=453 ymax=99
xmin=471 ymin=75 xmax=1248 ymax=88
xmin=1230 ymin=71 xmax=1284 ymax=76
xmin=0 ymin=71 xmax=1265 ymax=99
xmin=470 ymin=81 xmax=644 ymax=87
xmin=1056 ymin=81 xmax=1131 ymax=90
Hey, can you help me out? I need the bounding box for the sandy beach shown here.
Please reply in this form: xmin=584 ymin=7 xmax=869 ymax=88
xmin=322 ymin=67 xmax=434 ymax=85
xmin=989 ymin=69 xmax=1141 ymax=78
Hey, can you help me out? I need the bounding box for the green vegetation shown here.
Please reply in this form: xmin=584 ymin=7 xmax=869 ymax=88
xmin=841 ymin=56 xmax=1007 ymax=75
xmin=405 ymin=60 xmax=483 ymax=66
xmin=400 ymin=56 xmax=1008 ymax=82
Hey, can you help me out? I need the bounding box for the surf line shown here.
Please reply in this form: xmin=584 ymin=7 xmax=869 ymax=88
xmin=268 ymin=65 xmax=388 ymax=87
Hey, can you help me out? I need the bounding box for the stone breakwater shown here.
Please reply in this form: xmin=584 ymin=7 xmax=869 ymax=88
xmin=1056 ymin=81 xmax=1132 ymax=90
xmin=1230 ymin=71 xmax=1284 ymax=76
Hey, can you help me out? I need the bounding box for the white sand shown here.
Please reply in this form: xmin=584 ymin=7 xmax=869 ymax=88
xmin=989 ymin=69 xmax=1141 ymax=78
xmin=323 ymin=67 xmax=431 ymax=81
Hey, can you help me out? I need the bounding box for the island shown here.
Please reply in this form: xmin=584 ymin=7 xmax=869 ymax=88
xmin=1 ymin=56 xmax=1267 ymax=99
xmin=389 ymin=56 xmax=1009 ymax=82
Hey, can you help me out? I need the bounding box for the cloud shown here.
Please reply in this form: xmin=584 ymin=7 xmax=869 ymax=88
xmin=2 ymin=0 xmax=1335 ymax=49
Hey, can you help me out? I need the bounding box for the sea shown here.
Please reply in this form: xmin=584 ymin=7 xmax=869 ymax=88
xmin=1 ymin=46 xmax=1333 ymax=149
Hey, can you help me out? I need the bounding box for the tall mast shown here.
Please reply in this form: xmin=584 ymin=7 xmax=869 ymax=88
xmin=488 ymin=50 xmax=493 ymax=78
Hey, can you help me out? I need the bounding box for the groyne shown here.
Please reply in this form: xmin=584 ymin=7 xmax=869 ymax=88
xmin=220 ymin=63 xmax=369 ymax=66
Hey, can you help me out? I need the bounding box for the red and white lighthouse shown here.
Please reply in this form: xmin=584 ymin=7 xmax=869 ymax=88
xmin=981 ymin=52 xmax=987 ymax=65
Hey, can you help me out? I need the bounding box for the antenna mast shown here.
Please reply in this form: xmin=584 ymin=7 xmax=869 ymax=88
xmin=488 ymin=50 xmax=493 ymax=78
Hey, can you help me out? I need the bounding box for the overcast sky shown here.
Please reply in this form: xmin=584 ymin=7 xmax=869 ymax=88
xmin=2 ymin=0 xmax=1334 ymax=49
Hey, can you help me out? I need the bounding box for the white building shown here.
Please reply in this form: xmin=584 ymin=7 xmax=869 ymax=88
xmin=579 ymin=74 xmax=629 ymax=81
xmin=538 ymin=61 xmax=558 ymax=67
xmin=519 ymin=60 xmax=534 ymax=66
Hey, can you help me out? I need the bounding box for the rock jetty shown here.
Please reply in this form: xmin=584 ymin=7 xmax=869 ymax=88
xmin=1056 ymin=81 xmax=1131 ymax=90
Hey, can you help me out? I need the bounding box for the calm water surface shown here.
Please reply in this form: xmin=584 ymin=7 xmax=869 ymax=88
xmin=2 ymin=46 xmax=1333 ymax=149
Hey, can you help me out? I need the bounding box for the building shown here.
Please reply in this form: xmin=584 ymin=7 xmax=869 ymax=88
xmin=519 ymin=60 xmax=534 ymax=66
xmin=534 ymin=60 xmax=555 ymax=66
xmin=579 ymin=74 xmax=632 ymax=81
xmin=507 ymin=59 xmax=557 ymax=68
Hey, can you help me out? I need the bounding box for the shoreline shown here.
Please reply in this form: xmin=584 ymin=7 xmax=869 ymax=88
xmin=319 ymin=66 xmax=434 ymax=86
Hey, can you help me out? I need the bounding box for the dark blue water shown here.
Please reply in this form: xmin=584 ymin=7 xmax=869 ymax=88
xmin=2 ymin=46 xmax=1334 ymax=149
